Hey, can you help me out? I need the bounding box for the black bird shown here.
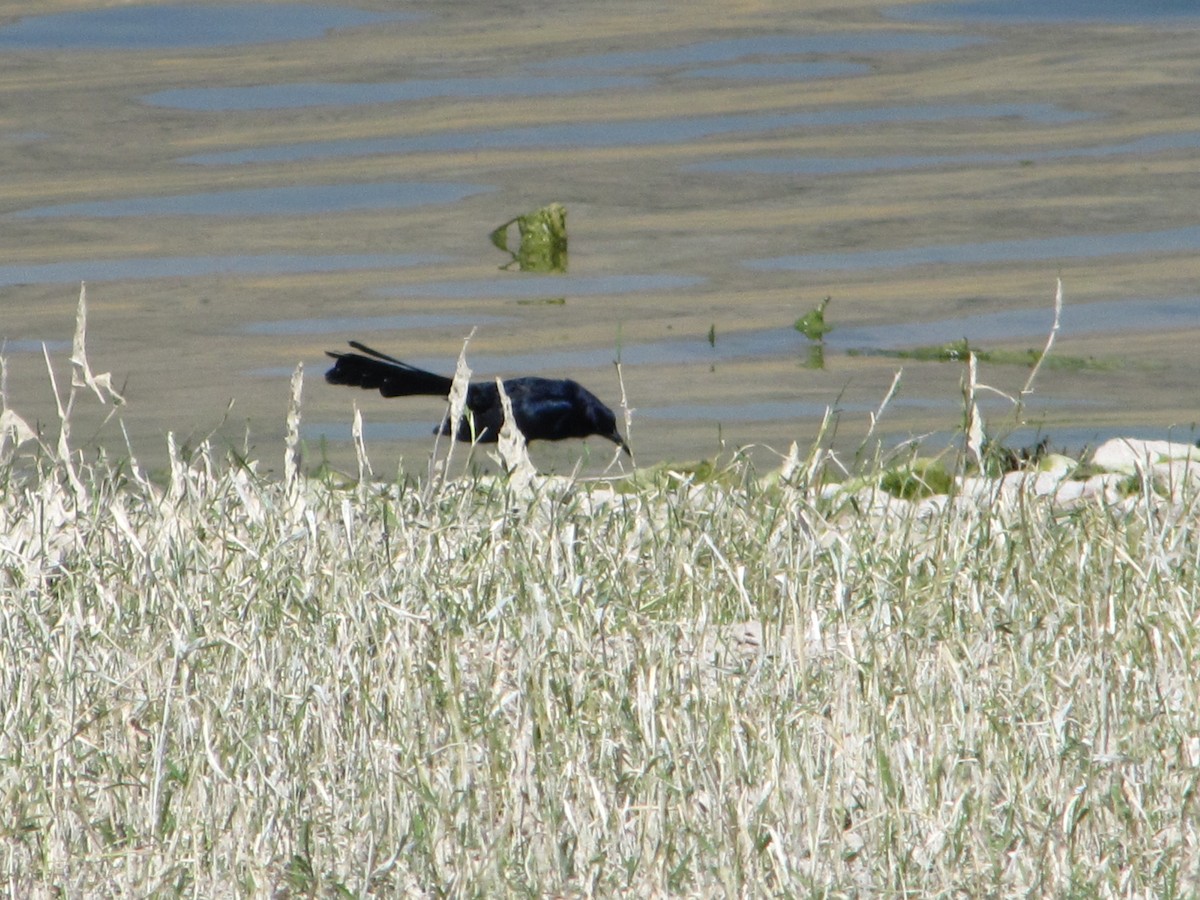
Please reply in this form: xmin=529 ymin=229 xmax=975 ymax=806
xmin=325 ymin=341 xmax=630 ymax=454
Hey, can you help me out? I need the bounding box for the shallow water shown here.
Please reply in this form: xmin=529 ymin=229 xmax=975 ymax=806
xmin=147 ymin=75 xmax=653 ymax=111
xmin=894 ymin=0 xmax=1200 ymax=23
xmin=15 ymin=182 xmax=493 ymax=219
xmin=243 ymin=313 xmax=508 ymax=337
xmin=0 ymin=254 xmax=445 ymax=286
xmin=2 ymin=0 xmax=1199 ymax=470
xmin=274 ymin=295 xmax=1194 ymax=377
xmin=0 ymin=4 xmax=415 ymax=51
xmin=825 ymin=297 xmax=1200 ymax=349
xmin=749 ymin=227 xmax=1200 ymax=273
xmin=2 ymin=339 xmax=71 ymax=354
xmin=182 ymin=103 xmax=1092 ymax=166
xmin=690 ymin=132 xmax=1200 ymax=177
xmin=143 ymin=31 xmax=978 ymax=111
xmin=378 ymin=274 xmax=704 ymax=300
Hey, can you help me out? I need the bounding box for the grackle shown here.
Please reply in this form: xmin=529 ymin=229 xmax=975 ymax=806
xmin=325 ymin=341 xmax=630 ymax=454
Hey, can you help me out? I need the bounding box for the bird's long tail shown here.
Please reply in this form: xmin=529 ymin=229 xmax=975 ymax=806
xmin=325 ymin=341 xmax=454 ymax=397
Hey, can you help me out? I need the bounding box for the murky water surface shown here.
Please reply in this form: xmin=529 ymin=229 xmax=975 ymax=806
xmin=895 ymin=0 xmax=1200 ymax=23
xmin=272 ymin=295 xmax=1193 ymax=377
xmin=2 ymin=0 xmax=1198 ymax=468
xmin=148 ymin=75 xmax=654 ymax=111
xmin=0 ymin=4 xmax=415 ymax=50
xmin=0 ymin=254 xmax=444 ymax=286
xmin=182 ymin=104 xmax=1092 ymax=166
xmin=378 ymin=274 xmax=704 ymax=300
xmin=750 ymin=228 xmax=1200 ymax=273
xmin=691 ymin=132 xmax=1200 ymax=176
xmin=15 ymin=183 xmax=493 ymax=218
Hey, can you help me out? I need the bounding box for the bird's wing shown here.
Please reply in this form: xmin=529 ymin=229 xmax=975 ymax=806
xmin=507 ymin=391 xmax=578 ymax=441
xmin=325 ymin=344 xmax=454 ymax=397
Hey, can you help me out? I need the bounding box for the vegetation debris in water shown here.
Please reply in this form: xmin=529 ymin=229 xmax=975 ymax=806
xmin=490 ymin=202 xmax=569 ymax=272
xmin=794 ymin=295 xmax=831 ymax=341
xmin=857 ymin=338 xmax=1120 ymax=371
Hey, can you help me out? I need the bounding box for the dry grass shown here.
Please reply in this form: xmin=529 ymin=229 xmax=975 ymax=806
xmin=2 ymin=293 xmax=1200 ymax=897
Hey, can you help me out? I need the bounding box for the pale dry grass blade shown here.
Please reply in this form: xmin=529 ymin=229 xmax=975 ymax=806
xmin=430 ymin=330 xmax=476 ymax=488
xmin=610 ymin=358 xmax=635 ymax=472
xmin=0 ymin=407 xmax=35 ymax=459
xmin=284 ymin=362 xmax=303 ymax=491
xmin=865 ymin=367 xmax=902 ymax=441
xmin=70 ymin=282 xmax=124 ymax=406
xmin=0 ymin=355 xmax=37 ymax=459
xmin=350 ymin=403 xmax=369 ymax=487
xmin=42 ymin=341 xmax=87 ymax=497
xmin=494 ymin=377 xmax=536 ymax=492
xmin=1019 ymin=277 xmax=1064 ymax=416
xmin=963 ymin=350 xmax=985 ymax=467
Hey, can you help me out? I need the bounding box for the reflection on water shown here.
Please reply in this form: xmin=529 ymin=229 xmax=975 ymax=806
xmin=186 ymin=103 xmax=1091 ymax=165
xmin=750 ymin=227 xmax=1200 ymax=273
xmin=691 ymin=131 xmax=1200 ymax=176
xmin=0 ymin=254 xmax=446 ymax=286
xmin=14 ymin=182 xmax=494 ymax=219
xmin=0 ymin=4 xmax=415 ymax=52
xmin=490 ymin=203 xmax=569 ymax=273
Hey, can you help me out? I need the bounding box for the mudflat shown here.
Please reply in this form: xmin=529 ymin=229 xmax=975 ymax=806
xmin=1 ymin=0 xmax=1197 ymax=473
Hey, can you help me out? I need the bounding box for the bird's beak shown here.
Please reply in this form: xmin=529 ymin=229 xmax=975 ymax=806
xmin=609 ymin=431 xmax=632 ymax=456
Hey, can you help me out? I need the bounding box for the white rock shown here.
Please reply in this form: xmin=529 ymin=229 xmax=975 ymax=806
xmin=851 ymin=487 xmax=915 ymax=519
xmin=1052 ymin=480 xmax=1090 ymax=506
xmin=956 ymin=476 xmax=1000 ymax=502
xmin=1038 ymin=453 xmax=1079 ymax=479
xmin=1078 ymin=472 xmax=1130 ymax=504
xmin=819 ymin=482 xmax=846 ymax=502
xmin=1092 ymin=438 xmax=1200 ymax=474
xmin=917 ymin=495 xmax=950 ymax=518
xmin=1000 ymin=469 xmax=1070 ymax=497
xmin=1150 ymin=460 xmax=1200 ymax=502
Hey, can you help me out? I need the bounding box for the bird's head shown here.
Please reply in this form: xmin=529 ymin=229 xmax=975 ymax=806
xmin=591 ymin=400 xmax=631 ymax=457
